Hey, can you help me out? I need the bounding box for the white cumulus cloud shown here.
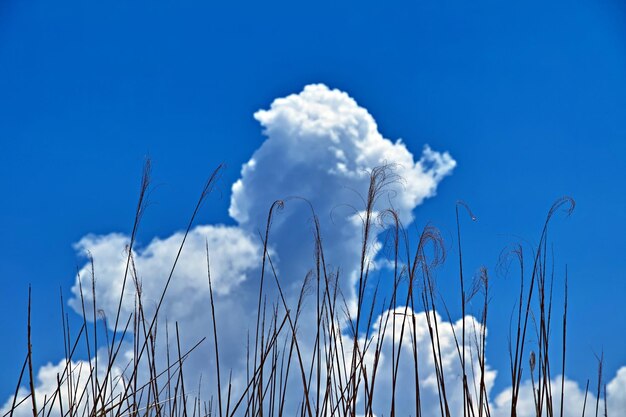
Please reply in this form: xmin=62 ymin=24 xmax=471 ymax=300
xmin=229 ymin=84 xmax=456 ymax=313
xmin=62 ymin=83 xmax=456 ymax=414
xmin=69 ymin=225 xmax=261 ymax=322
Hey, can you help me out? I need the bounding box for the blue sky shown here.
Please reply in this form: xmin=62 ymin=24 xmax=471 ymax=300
xmin=1 ymin=0 xmax=625 ymax=412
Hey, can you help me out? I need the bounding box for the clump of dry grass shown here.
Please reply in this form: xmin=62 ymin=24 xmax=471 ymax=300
xmin=5 ymin=162 xmax=607 ymax=417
